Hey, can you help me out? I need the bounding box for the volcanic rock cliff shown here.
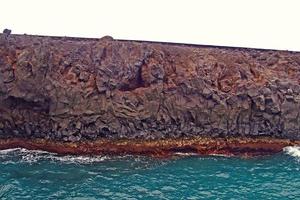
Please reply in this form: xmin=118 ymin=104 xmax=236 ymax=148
xmin=1 ymin=33 xmax=300 ymax=142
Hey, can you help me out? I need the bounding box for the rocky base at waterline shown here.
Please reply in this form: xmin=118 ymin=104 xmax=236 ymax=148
xmin=1 ymin=32 xmax=300 ymax=144
xmin=0 ymin=137 xmax=299 ymax=157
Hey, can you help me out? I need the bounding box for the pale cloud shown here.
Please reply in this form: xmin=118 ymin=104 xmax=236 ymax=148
xmin=0 ymin=0 xmax=299 ymax=51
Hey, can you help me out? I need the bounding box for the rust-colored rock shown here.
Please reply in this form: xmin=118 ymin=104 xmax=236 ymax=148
xmin=0 ymin=137 xmax=298 ymax=157
xmin=1 ymin=32 xmax=300 ymax=154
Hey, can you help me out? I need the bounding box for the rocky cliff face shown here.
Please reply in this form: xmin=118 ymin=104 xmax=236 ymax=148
xmin=1 ymin=34 xmax=300 ymax=142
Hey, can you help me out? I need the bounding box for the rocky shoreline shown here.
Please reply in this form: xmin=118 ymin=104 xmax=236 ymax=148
xmin=1 ymin=32 xmax=300 ymax=156
xmin=0 ymin=137 xmax=298 ymax=157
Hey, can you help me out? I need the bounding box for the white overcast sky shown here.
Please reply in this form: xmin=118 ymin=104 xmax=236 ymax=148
xmin=0 ymin=0 xmax=300 ymax=51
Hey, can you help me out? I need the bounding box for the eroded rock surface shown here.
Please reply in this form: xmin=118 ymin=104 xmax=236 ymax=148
xmin=1 ymin=34 xmax=300 ymax=141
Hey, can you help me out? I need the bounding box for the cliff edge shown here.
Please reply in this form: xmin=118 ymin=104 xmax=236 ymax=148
xmin=1 ymin=33 xmax=300 ymax=145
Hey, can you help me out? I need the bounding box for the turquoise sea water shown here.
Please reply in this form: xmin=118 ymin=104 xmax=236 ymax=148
xmin=0 ymin=147 xmax=299 ymax=199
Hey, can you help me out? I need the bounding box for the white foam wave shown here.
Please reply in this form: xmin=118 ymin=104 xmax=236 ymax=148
xmin=0 ymin=148 xmax=23 ymax=154
xmin=173 ymin=152 xmax=198 ymax=156
xmin=283 ymin=146 xmax=300 ymax=159
xmin=0 ymin=148 xmax=108 ymax=164
xmin=49 ymin=155 xmax=107 ymax=163
xmin=209 ymin=153 xmax=231 ymax=158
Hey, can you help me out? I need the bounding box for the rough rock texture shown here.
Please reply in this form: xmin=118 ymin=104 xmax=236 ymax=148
xmin=0 ymin=137 xmax=299 ymax=157
xmin=1 ymin=33 xmax=300 ymax=142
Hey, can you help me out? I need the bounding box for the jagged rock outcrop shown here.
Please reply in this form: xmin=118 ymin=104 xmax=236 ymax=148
xmin=1 ymin=33 xmax=300 ymax=142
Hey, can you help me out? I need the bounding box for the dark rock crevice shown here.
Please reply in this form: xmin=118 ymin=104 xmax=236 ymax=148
xmin=2 ymin=96 xmax=50 ymax=113
xmin=118 ymin=62 xmax=145 ymax=91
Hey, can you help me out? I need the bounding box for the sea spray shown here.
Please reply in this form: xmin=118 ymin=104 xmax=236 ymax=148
xmin=283 ymin=146 xmax=300 ymax=161
xmin=0 ymin=148 xmax=107 ymax=164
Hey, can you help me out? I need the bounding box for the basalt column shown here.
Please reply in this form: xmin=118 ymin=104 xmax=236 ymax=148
xmin=1 ymin=33 xmax=300 ymax=142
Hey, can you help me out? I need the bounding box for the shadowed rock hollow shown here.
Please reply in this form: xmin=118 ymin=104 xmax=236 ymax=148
xmin=1 ymin=33 xmax=300 ymax=142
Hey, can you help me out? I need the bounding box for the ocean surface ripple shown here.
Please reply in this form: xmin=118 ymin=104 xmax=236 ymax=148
xmin=0 ymin=147 xmax=299 ymax=199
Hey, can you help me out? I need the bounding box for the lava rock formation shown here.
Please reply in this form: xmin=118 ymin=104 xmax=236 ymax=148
xmin=1 ymin=33 xmax=300 ymax=142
